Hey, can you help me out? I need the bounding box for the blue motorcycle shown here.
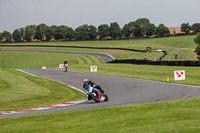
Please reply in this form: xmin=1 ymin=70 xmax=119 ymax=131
xmin=85 ymin=85 xmax=109 ymax=103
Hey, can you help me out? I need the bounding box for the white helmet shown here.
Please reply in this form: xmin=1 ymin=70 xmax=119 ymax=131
xmin=83 ymin=78 xmax=89 ymax=83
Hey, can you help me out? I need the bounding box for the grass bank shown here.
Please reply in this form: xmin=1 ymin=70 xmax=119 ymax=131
xmin=0 ymin=97 xmax=200 ymax=132
xmin=0 ymin=36 xmax=200 ymax=132
xmin=1 ymin=35 xmax=196 ymax=48
xmin=70 ymin=64 xmax=200 ymax=86
xmin=0 ymin=51 xmax=103 ymax=69
xmin=1 ymin=35 xmax=197 ymax=61
xmin=0 ymin=69 xmax=86 ymax=113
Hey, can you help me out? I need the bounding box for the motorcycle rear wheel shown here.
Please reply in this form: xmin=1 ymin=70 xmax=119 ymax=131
xmin=89 ymin=92 xmax=100 ymax=103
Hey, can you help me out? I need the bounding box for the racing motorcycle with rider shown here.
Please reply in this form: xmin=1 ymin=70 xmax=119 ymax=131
xmin=63 ymin=60 xmax=69 ymax=72
xmin=83 ymin=79 xmax=109 ymax=103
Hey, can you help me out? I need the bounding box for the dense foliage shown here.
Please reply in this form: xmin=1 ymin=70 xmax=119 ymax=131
xmin=0 ymin=18 xmax=200 ymax=42
xmin=0 ymin=32 xmax=2 ymax=41
xmin=192 ymin=23 xmax=200 ymax=33
xmin=194 ymin=33 xmax=200 ymax=60
xmin=181 ymin=23 xmax=191 ymax=34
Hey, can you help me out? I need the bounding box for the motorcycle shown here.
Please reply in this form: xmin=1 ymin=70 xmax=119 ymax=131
xmin=85 ymin=85 xmax=109 ymax=103
xmin=64 ymin=64 xmax=69 ymax=72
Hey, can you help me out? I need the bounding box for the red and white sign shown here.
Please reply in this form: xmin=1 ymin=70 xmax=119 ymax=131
xmin=42 ymin=66 xmax=46 ymax=69
xmin=90 ymin=66 xmax=97 ymax=72
xmin=59 ymin=64 xmax=64 ymax=68
xmin=174 ymin=70 xmax=185 ymax=80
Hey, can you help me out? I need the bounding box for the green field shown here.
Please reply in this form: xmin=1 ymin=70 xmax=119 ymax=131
xmin=1 ymin=97 xmax=200 ymax=132
xmin=0 ymin=69 xmax=86 ymax=113
xmin=0 ymin=35 xmax=200 ymax=132
xmin=0 ymin=51 xmax=104 ymax=69
xmin=1 ymin=35 xmax=196 ymax=48
xmin=1 ymin=35 xmax=198 ymax=61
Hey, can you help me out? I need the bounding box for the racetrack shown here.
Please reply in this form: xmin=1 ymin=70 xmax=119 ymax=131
xmin=1 ymin=68 xmax=200 ymax=118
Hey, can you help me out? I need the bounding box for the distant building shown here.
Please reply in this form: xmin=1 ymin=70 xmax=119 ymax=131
xmin=168 ymin=27 xmax=184 ymax=35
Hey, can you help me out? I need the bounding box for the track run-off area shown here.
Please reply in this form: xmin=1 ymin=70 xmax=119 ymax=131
xmin=0 ymin=50 xmax=200 ymax=118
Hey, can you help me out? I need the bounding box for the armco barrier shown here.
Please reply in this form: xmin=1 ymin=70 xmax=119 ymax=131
xmin=108 ymin=59 xmax=200 ymax=66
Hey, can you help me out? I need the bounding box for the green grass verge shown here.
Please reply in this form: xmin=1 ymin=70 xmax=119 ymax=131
xmin=1 ymin=35 xmax=197 ymax=61
xmin=0 ymin=69 xmax=86 ymax=113
xmin=70 ymin=64 xmax=200 ymax=86
xmin=1 ymin=35 xmax=196 ymax=48
xmin=0 ymin=97 xmax=200 ymax=132
xmin=0 ymin=36 xmax=200 ymax=132
xmin=0 ymin=51 xmax=102 ymax=112
xmin=0 ymin=51 xmax=104 ymax=69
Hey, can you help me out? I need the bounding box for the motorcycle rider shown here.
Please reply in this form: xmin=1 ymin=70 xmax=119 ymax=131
xmin=64 ymin=60 xmax=68 ymax=66
xmin=83 ymin=78 xmax=105 ymax=101
xmin=64 ymin=59 xmax=69 ymax=69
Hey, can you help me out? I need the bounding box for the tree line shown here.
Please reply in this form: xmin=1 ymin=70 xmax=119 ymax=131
xmin=0 ymin=18 xmax=200 ymax=42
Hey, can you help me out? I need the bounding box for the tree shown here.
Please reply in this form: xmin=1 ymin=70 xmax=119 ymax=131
xmin=98 ymin=24 xmax=110 ymax=39
xmin=45 ymin=26 xmax=53 ymax=41
xmin=109 ymin=22 xmax=122 ymax=39
xmin=34 ymin=23 xmax=47 ymax=41
xmin=2 ymin=31 xmax=12 ymax=42
xmin=156 ymin=24 xmax=170 ymax=36
xmin=75 ymin=24 xmax=90 ymax=40
xmin=52 ymin=25 xmax=68 ymax=40
xmin=25 ymin=25 xmax=36 ymax=42
xmin=194 ymin=33 xmax=200 ymax=60
xmin=12 ymin=29 xmax=21 ymax=42
xmin=66 ymin=27 xmax=75 ymax=40
xmin=0 ymin=33 xmax=2 ymax=42
xmin=50 ymin=25 xmax=57 ymax=40
xmin=181 ymin=23 xmax=191 ymax=34
xmin=128 ymin=18 xmax=152 ymax=37
xmin=19 ymin=28 xmax=25 ymax=42
xmin=146 ymin=24 xmax=156 ymax=37
xmin=88 ymin=25 xmax=97 ymax=39
xmin=122 ymin=24 xmax=131 ymax=38
xmin=192 ymin=23 xmax=200 ymax=33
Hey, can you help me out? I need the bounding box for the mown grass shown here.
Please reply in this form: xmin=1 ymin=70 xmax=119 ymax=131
xmin=0 ymin=36 xmax=200 ymax=132
xmin=113 ymin=51 xmax=164 ymax=60
xmin=0 ymin=51 xmax=103 ymax=112
xmin=0 ymin=97 xmax=200 ymax=132
xmin=0 ymin=51 xmax=103 ymax=69
xmin=0 ymin=69 xmax=86 ymax=113
xmin=70 ymin=64 xmax=200 ymax=86
xmin=1 ymin=35 xmax=196 ymax=48
xmin=1 ymin=35 xmax=197 ymax=61
xmin=2 ymin=47 xmax=164 ymax=61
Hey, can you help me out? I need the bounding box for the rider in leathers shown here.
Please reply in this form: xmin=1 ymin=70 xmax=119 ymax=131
xmin=83 ymin=79 xmax=105 ymax=101
xmin=64 ymin=60 xmax=68 ymax=66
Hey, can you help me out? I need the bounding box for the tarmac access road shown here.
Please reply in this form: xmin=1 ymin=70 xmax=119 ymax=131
xmin=1 ymin=69 xmax=200 ymax=118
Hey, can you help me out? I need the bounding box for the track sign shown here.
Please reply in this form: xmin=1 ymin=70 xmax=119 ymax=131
xmin=59 ymin=64 xmax=64 ymax=68
xmin=174 ymin=70 xmax=185 ymax=80
xmin=42 ymin=66 xmax=46 ymax=69
xmin=90 ymin=66 xmax=97 ymax=72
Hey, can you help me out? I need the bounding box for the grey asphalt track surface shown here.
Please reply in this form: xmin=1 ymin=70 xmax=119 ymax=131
xmin=1 ymin=69 xmax=200 ymax=118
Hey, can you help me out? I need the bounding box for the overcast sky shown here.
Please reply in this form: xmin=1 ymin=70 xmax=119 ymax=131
xmin=0 ymin=0 xmax=200 ymax=32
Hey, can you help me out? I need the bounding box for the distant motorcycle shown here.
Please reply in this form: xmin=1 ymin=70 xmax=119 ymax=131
xmin=64 ymin=64 xmax=69 ymax=72
xmin=85 ymin=85 xmax=109 ymax=103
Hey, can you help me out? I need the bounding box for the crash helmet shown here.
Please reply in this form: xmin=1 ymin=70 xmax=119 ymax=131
xmin=83 ymin=78 xmax=89 ymax=84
